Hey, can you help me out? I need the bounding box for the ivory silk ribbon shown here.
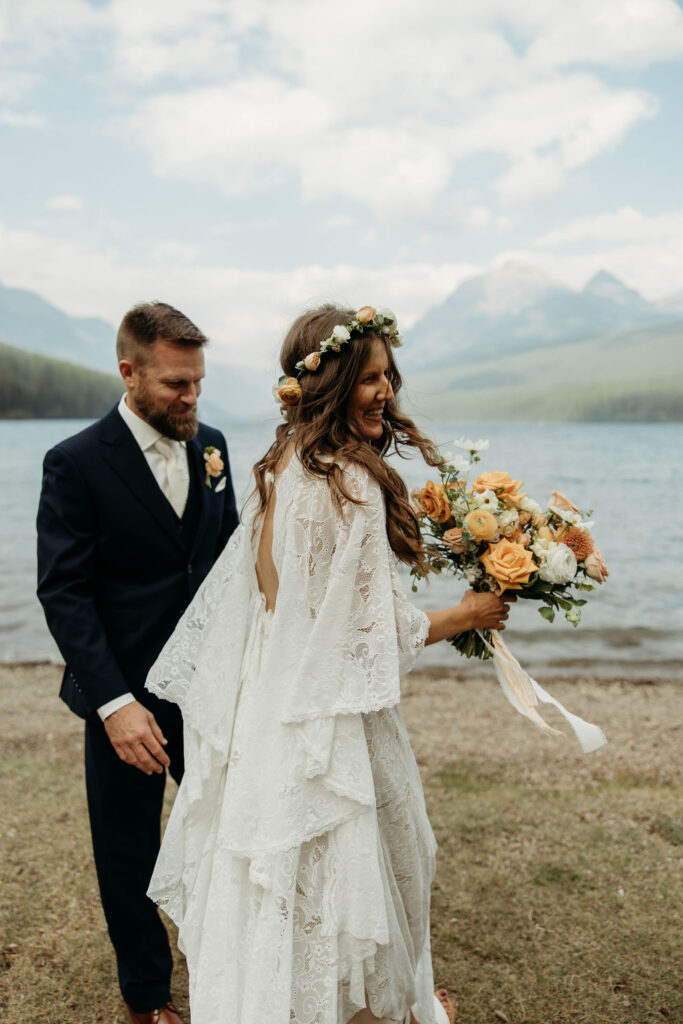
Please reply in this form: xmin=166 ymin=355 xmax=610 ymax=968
xmin=476 ymin=630 xmax=607 ymax=754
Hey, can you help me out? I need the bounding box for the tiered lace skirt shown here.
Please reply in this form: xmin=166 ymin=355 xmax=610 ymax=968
xmin=148 ymin=596 xmax=438 ymax=1024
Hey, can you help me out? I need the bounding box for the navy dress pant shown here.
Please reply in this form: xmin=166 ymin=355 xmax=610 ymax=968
xmin=84 ymin=701 xmax=184 ymax=1012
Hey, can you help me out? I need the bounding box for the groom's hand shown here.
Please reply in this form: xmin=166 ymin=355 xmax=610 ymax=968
xmin=104 ymin=701 xmax=170 ymax=775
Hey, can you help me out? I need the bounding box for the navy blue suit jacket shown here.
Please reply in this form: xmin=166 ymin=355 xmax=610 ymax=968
xmin=36 ymin=405 xmax=239 ymax=720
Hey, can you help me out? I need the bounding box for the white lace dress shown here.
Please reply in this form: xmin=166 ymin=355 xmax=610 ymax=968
xmin=146 ymin=458 xmax=438 ymax=1024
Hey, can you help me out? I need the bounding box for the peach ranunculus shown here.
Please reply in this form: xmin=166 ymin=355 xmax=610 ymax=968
xmin=549 ymin=490 xmax=579 ymax=514
xmin=558 ymin=526 xmax=594 ymax=562
xmin=419 ymin=481 xmax=452 ymax=524
xmin=480 ymin=538 xmax=537 ymax=592
xmin=356 ymin=305 xmax=377 ymax=324
xmin=277 ymin=377 xmax=302 ymax=406
xmin=464 ymin=508 xmax=497 ymax=542
xmin=536 ymin=525 xmax=555 ymax=541
xmin=472 ymin=471 xmax=526 ymax=507
xmin=442 ymin=527 xmax=468 ymax=553
xmin=584 ymin=543 xmax=609 ymax=582
xmin=303 ymin=351 xmax=321 ymax=372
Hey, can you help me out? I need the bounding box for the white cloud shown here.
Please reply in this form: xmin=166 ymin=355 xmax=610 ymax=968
xmin=534 ymin=206 xmax=683 ymax=247
xmin=131 ymin=78 xmax=330 ymax=195
xmin=46 ymin=194 xmax=84 ymax=211
xmin=117 ymin=5 xmax=664 ymax=214
xmin=0 ymin=108 xmax=44 ymax=127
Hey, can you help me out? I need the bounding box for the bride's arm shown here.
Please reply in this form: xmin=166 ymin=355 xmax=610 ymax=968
xmin=425 ymin=590 xmax=515 ymax=646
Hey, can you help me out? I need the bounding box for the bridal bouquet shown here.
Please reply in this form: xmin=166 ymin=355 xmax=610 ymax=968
xmin=411 ymin=439 xmax=608 ymax=751
xmin=411 ymin=438 xmax=608 ymax=658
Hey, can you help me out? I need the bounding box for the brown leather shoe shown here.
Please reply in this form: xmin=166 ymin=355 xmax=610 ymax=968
xmin=124 ymin=1000 xmax=185 ymax=1024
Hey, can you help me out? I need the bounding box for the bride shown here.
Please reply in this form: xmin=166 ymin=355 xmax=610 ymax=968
xmin=145 ymin=304 xmax=514 ymax=1024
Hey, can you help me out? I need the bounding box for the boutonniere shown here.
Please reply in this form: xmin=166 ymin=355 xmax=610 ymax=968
xmin=203 ymin=446 xmax=224 ymax=488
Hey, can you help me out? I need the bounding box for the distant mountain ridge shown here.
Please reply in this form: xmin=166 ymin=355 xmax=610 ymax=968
xmin=0 ymin=281 xmax=272 ymax=421
xmin=1 ymin=269 xmax=681 ymax=422
xmin=0 ymin=281 xmax=115 ymax=371
xmin=401 ymin=262 xmax=678 ymax=370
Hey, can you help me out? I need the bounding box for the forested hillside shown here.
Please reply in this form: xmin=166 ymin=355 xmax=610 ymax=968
xmin=0 ymin=340 xmax=121 ymax=418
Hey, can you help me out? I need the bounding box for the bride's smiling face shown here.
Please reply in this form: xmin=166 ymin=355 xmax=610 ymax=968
xmin=347 ymin=336 xmax=395 ymax=441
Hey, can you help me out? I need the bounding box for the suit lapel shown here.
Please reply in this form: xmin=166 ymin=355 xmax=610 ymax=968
xmin=98 ymin=408 xmax=185 ymax=552
xmin=186 ymin=435 xmax=210 ymax=559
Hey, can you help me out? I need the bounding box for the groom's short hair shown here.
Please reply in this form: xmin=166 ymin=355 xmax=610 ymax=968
xmin=116 ymin=301 xmax=208 ymax=366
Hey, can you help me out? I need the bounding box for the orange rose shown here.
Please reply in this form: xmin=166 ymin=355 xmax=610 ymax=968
xmin=277 ymin=377 xmax=302 ymax=405
xmin=303 ymin=351 xmax=321 ymax=372
xmin=464 ymin=508 xmax=497 ymax=541
xmin=356 ymin=305 xmax=376 ymax=324
xmin=473 ymin=471 xmax=525 ymax=506
xmin=549 ymin=490 xmax=579 ymax=514
xmin=442 ymin=527 xmax=467 ymax=553
xmin=418 ymin=481 xmax=452 ymax=523
xmin=480 ymin=538 xmax=537 ymax=591
xmin=584 ymin=544 xmax=609 ymax=583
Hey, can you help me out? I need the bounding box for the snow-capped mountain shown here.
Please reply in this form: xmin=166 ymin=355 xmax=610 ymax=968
xmin=401 ymin=262 xmax=672 ymax=370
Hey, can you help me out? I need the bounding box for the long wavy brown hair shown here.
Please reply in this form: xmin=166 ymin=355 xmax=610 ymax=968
xmin=252 ymin=303 xmax=443 ymax=571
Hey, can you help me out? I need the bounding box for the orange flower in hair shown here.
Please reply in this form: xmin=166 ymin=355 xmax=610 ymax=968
xmin=356 ymin=305 xmax=376 ymax=324
xmin=277 ymin=377 xmax=302 ymax=406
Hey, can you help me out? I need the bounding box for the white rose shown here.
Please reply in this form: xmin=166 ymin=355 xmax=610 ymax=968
xmin=453 ymin=437 xmax=489 ymax=452
xmin=531 ymin=536 xmax=554 ymax=562
xmin=496 ymin=509 xmax=519 ymax=536
xmin=472 ymin=488 xmax=499 ymax=511
xmin=520 ymin=496 xmax=542 ymax=515
xmin=332 ymin=324 xmax=351 ymax=343
xmin=377 ymin=307 xmax=396 ymax=324
xmin=538 ymin=543 xmax=577 ymax=584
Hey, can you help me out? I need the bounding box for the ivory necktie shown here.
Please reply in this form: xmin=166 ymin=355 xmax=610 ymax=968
xmin=154 ymin=437 xmax=189 ymax=518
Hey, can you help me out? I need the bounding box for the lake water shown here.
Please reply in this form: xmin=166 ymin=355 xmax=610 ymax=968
xmin=1 ymin=416 xmax=682 ymax=678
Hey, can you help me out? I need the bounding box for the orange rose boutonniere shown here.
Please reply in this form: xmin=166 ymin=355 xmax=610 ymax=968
xmin=203 ymin=446 xmax=224 ymax=488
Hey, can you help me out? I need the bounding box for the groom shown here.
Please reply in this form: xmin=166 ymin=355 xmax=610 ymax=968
xmin=37 ymin=302 xmax=239 ymax=1024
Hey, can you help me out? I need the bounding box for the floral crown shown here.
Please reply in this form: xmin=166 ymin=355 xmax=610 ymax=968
xmin=274 ymin=305 xmax=402 ymax=407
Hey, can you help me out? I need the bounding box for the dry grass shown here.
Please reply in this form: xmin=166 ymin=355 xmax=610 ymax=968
xmin=1 ymin=663 xmax=682 ymax=1023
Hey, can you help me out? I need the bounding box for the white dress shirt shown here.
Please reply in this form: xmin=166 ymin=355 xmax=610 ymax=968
xmin=97 ymin=395 xmax=190 ymax=721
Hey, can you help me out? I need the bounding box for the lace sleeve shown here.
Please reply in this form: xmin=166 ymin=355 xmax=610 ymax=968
xmin=390 ymin=559 xmax=431 ymax=674
xmin=265 ymin=461 xmax=425 ymax=727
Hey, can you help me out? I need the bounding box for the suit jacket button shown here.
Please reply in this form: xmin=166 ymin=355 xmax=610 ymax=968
xmin=187 ymin=563 xmax=193 ymax=574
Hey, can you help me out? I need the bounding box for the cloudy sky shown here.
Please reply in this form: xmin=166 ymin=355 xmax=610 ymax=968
xmin=1 ymin=0 xmax=682 ymax=367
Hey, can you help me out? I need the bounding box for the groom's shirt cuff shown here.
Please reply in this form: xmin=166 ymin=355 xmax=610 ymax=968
xmin=98 ymin=693 xmax=136 ymax=721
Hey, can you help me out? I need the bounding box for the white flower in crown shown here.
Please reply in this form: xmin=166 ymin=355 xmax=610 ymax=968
xmin=377 ymin=307 xmax=396 ymax=325
xmin=328 ymin=324 xmax=351 ymax=350
xmin=453 ymin=437 xmax=489 ymax=452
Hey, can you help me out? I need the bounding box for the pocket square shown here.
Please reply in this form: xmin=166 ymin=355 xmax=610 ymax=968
xmin=215 ymin=477 xmax=227 ymax=492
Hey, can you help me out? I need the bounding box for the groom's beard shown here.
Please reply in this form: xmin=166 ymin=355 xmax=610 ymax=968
xmin=134 ymin=386 xmax=199 ymax=442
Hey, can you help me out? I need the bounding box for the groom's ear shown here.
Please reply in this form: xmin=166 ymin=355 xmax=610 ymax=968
xmin=119 ymin=359 xmax=135 ymax=385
